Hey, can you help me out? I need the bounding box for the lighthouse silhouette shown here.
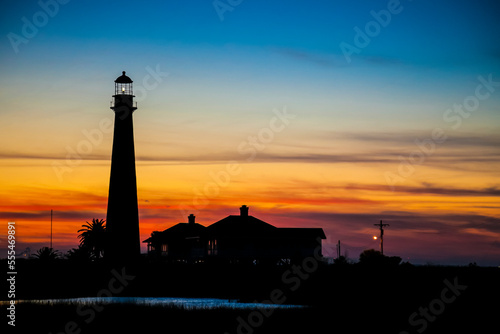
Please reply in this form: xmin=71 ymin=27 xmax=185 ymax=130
xmin=106 ymin=71 xmax=140 ymax=261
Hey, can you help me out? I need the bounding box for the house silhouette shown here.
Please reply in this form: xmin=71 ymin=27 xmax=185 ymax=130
xmin=143 ymin=205 xmax=326 ymax=264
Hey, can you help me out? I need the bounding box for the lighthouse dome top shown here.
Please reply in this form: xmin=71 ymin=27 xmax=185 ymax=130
xmin=115 ymin=71 xmax=133 ymax=83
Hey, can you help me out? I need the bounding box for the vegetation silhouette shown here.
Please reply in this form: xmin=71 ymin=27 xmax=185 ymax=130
xmin=359 ymin=248 xmax=402 ymax=266
xmin=333 ymin=255 xmax=349 ymax=266
xmin=66 ymin=245 xmax=93 ymax=263
xmin=77 ymin=218 xmax=107 ymax=260
xmin=33 ymin=247 xmax=60 ymax=261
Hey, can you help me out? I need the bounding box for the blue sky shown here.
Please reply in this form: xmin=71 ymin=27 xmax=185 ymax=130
xmin=2 ymin=0 xmax=500 ymax=68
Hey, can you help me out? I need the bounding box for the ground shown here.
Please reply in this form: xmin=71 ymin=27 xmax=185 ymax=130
xmin=1 ymin=259 xmax=499 ymax=333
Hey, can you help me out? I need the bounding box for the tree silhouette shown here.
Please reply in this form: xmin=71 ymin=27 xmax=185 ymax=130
xmin=359 ymin=249 xmax=402 ymax=266
xmin=359 ymin=249 xmax=385 ymax=264
xmin=78 ymin=218 xmax=106 ymax=260
xmin=33 ymin=247 xmax=60 ymax=261
xmin=333 ymin=255 xmax=349 ymax=266
xmin=67 ymin=245 xmax=93 ymax=262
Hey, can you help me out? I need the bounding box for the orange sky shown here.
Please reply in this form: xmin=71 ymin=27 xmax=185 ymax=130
xmin=1 ymin=146 xmax=499 ymax=265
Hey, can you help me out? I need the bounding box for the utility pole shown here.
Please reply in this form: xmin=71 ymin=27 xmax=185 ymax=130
xmin=337 ymin=240 xmax=341 ymax=259
xmin=374 ymin=220 xmax=389 ymax=255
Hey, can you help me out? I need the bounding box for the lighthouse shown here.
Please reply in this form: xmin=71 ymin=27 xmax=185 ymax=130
xmin=106 ymin=71 xmax=140 ymax=261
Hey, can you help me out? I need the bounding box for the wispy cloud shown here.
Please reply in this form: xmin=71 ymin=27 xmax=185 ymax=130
xmin=0 ymin=210 xmax=105 ymax=221
xmin=344 ymin=183 xmax=500 ymax=197
xmin=323 ymin=131 xmax=500 ymax=148
xmin=0 ymin=151 xmax=107 ymax=161
xmin=462 ymin=227 xmax=500 ymax=239
xmin=273 ymin=47 xmax=347 ymax=68
xmin=273 ymin=47 xmax=405 ymax=68
xmin=2 ymin=130 xmax=499 ymax=168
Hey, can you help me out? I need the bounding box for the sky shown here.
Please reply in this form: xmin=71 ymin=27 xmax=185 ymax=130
xmin=0 ymin=0 xmax=499 ymax=265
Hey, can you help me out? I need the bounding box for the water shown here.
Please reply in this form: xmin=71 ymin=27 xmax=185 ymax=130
xmin=6 ymin=297 xmax=305 ymax=310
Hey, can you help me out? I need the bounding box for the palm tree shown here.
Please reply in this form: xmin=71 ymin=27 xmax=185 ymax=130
xmin=33 ymin=247 xmax=60 ymax=261
xmin=78 ymin=218 xmax=106 ymax=260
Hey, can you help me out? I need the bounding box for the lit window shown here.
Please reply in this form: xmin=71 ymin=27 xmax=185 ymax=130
xmin=208 ymin=239 xmax=218 ymax=256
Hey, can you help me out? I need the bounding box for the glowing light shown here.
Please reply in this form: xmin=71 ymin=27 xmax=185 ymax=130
xmin=373 ymin=236 xmax=378 ymax=240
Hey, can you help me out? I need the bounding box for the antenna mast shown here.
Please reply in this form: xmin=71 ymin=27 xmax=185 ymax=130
xmin=50 ymin=209 xmax=53 ymax=249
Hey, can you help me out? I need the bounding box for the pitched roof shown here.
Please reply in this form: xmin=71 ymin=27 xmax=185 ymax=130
xmin=203 ymin=215 xmax=326 ymax=239
xmin=142 ymin=222 xmax=206 ymax=243
xmin=205 ymin=215 xmax=276 ymax=237
xmin=275 ymin=228 xmax=326 ymax=239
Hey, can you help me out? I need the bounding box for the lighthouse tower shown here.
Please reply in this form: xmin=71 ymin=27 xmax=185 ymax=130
xmin=106 ymin=71 xmax=140 ymax=261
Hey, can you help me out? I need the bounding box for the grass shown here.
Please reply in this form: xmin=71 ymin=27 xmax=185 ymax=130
xmin=4 ymin=302 xmax=324 ymax=334
xmin=4 ymin=290 xmax=498 ymax=334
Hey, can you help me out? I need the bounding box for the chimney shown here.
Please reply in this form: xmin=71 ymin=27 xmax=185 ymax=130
xmin=240 ymin=205 xmax=249 ymax=217
xmin=188 ymin=214 xmax=195 ymax=224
